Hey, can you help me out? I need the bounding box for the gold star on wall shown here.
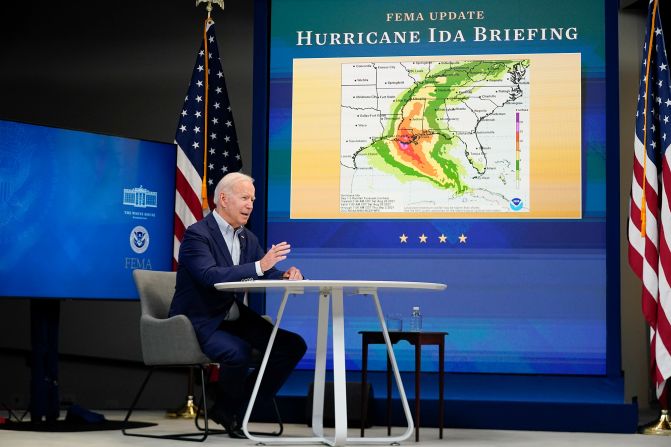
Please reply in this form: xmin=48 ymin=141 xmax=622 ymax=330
xmin=438 ymin=234 xmax=447 ymax=243
xmin=399 ymin=233 xmax=408 ymax=243
xmin=419 ymin=233 xmax=428 ymax=243
xmin=458 ymin=233 xmax=468 ymax=243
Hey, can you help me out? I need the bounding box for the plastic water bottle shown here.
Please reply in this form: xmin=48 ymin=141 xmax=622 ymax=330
xmin=409 ymin=306 xmax=422 ymax=332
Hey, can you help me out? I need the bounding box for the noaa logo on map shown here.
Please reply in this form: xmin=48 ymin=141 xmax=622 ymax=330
xmin=130 ymin=226 xmax=150 ymax=254
xmin=509 ymin=198 xmax=524 ymax=211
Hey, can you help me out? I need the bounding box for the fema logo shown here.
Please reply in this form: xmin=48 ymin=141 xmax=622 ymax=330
xmin=509 ymin=198 xmax=524 ymax=211
xmin=130 ymin=225 xmax=150 ymax=254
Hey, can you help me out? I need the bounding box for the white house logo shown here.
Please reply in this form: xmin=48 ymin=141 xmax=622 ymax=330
xmin=123 ymin=186 xmax=157 ymax=208
xmin=130 ymin=226 xmax=150 ymax=254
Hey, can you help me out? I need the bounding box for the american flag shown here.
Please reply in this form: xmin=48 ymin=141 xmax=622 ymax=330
xmin=174 ymin=19 xmax=242 ymax=264
xmin=628 ymin=0 xmax=671 ymax=399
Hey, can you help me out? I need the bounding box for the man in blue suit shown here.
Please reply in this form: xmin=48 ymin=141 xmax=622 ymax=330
xmin=169 ymin=172 xmax=307 ymax=438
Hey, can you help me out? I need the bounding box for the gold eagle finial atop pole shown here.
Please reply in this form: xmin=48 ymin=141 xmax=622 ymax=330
xmin=196 ymin=0 xmax=225 ymax=19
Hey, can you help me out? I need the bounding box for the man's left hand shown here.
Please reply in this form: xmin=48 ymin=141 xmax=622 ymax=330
xmin=283 ymin=266 xmax=303 ymax=280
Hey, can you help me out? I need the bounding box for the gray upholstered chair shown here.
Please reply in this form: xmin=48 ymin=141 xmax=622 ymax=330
xmin=122 ymin=269 xmax=220 ymax=441
xmin=122 ymin=269 xmax=282 ymax=441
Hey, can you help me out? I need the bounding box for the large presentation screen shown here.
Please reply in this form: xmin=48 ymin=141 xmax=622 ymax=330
xmin=0 ymin=120 xmax=176 ymax=300
xmin=264 ymin=0 xmax=613 ymax=374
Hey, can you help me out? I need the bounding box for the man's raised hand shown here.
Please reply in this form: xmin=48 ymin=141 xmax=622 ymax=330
xmin=260 ymin=242 xmax=291 ymax=272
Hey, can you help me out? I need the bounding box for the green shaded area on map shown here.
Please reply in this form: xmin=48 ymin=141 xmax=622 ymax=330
xmin=356 ymin=59 xmax=529 ymax=193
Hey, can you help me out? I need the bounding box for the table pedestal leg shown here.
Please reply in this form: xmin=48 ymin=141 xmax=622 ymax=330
xmin=311 ymin=291 xmax=330 ymax=437
xmin=331 ymin=288 xmax=348 ymax=446
xmin=386 ymin=354 xmax=392 ymax=435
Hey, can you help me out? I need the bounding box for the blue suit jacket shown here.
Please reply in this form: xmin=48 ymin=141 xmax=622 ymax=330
xmin=169 ymin=213 xmax=284 ymax=344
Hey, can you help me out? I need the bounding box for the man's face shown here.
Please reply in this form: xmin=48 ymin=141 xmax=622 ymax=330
xmin=218 ymin=180 xmax=255 ymax=228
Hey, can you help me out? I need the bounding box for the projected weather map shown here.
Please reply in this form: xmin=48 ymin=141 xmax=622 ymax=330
xmin=339 ymin=58 xmax=531 ymax=214
xmin=263 ymin=0 xmax=614 ymax=375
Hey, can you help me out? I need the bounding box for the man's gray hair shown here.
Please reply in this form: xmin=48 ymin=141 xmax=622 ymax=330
xmin=214 ymin=172 xmax=254 ymax=207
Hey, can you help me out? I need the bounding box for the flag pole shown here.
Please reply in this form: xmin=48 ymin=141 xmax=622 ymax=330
xmin=168 ymin=0 xmax=226 ymax=421
xmin=196 ymin=0 xmax=224 ymax=210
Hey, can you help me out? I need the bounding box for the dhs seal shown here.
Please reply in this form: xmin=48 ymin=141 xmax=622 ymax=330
xmin=130 ymin=225 xmax=150 ymax=254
